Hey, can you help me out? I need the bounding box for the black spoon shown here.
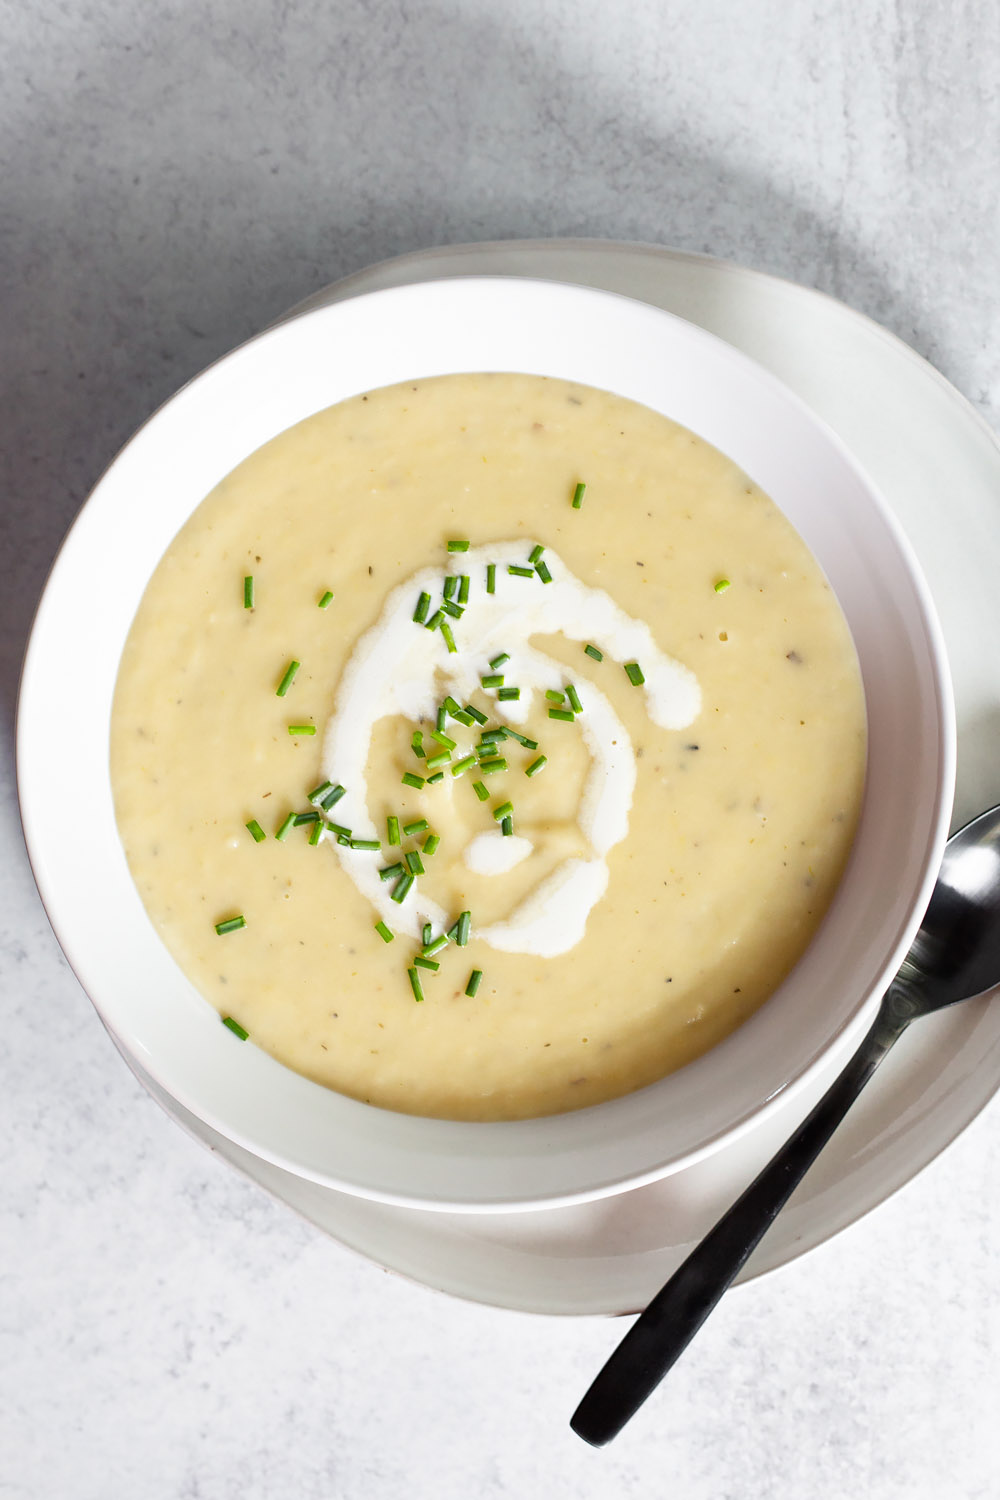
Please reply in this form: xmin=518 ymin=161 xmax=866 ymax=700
xmin=572 ymin=803 xmax=1000 ymax=1446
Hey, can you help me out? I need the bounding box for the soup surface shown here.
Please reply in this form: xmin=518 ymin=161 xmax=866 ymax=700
xmin=111 ymin=373 xmax=866 ymax=1120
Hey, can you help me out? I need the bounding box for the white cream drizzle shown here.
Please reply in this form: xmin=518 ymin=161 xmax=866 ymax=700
xmin=322 ymin=543 xmax=700 ymax=954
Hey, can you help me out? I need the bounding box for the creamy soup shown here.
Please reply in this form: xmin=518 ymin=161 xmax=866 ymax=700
xmin=111 ymin=373 xmax=866 ymax=1121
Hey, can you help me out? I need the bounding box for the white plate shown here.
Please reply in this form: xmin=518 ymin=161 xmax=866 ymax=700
xmin=116 ymin=242 xmax=1000 ymax=1309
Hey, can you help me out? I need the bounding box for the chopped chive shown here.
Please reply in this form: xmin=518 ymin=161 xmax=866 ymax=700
xmin=490 ymin=652 xmax=510 ymax=669
xmin=350 ymin=838 xmax=381 ymax=851
xmin=479 ymin=757 xmax=508 ymax=774
xmin=430 ymin=730 xmax=456 ymax=750
xmin=447 ymin=539 xmax=470 ymax=553
xmin=571 ymin=481 xmax=586 ymax=509
xmin=714 ymin=578 xmax=731 ymax=593
xmin=391 ymin=874 xmax=415 ymax=904
xmin=245 ymin=818 xmax=266 ymax=843
xmin=293 ymin=810 xmax=320 ymax=826
xmin=318 ymin=589 xmax=335 ymax=609
xmin=425 ymin=750 xmax=452 ymax=770
xmin=481 ymin=674 xmax=504 ymax=690
xmin=493 ymin=801 xmax=514 ymax=822
xmin=214 ymin=915 xmax=246 ymax=936
xmin=528 ymin=545 xmax=544 ymax=565
xmin=413 ymin=591 xmax=432 ymax=624
xmin=497 ymin=686 xmax=520 ymax=701
xmin=275 ymin=660 xmax=300 ymax=697
xmin=436 ymin=705 xmax=448 ymax=732
xmin=401 ymin=772 xmax=425 ymax=789
xmin=450 ymin=708 xmax=474 ymax=727
xmin=423 ymin=934 xmax=449 ymax=958
xmin=506 ymin=730 xmax=538 ymax=749
xmin=411 ymin=731 xmax=425 ymax=759
xmin=422 ymin=922 xmax=433 ymax=946
xmin=440 ymin=622 xmax=457 ymax=654
xmin=624 ymin=661 xmax=645 ymax=686
xmin=405 ymin=850 xmax=424 ymax=875
xmin=566 ymin=683 xmax=583 ymax=714
xmin=337 ymin=834 xmax=351 ymax=846
xmin=443 ymin=695 xmax=462 ymax=716
xmin=450 ymin=754 xmax=477 ymax=778
xmin=535 ymin=560 xmax=553 ymax=584
xmin=375 ymin=920 xmax=394 ymax=943
xmin=308 ymin=780 xmax=334 ymax=803
xmin=414 ymin=956 xmax=439 ymax=972
xmin=423 ymin=832 xmax=440 ymax=856
xmin=387 ymin=815 xmax=401 ymax=845
xmin=440 ymin=599 xmax=463 ymax=619
xmin=275 ymin=812 xmax=296 ymax=841
xmin=243 ymin=576 xmax=254 ymax=609
xmin=446 ymin=920 xmax=460 ymax=942
xmin=465 ymin=703 xmax=488 ymax=726
xmin=319 ymin=784 xmax=346 ymax=810
xmin=548 ymin=708 xmax=575 ymax=722
xmin=404 ymin=818 xmax=429 ymax=836
xmin=465 ymin=969 xmax=483 ymax=998
xmin=223 ymin=1015 xmax=249 ymax=1039
xmin=546 ymin=689 xmax=565 ymax=704
xmin=486 ymin=563 xmax=496 ymax=594
xmin=458 ymin=574 xmax=470 ymax=604
xmin=309 ymin=820 xmax=325 ymax=846
xmin=407 ymin=967 xmax=425 ymax=1003
xmin=501 ymin=815 xmax=513 ymax=837
xmin=584 ymin=643 xmax=604 ymax=662
xmin=379 ymin=863 xmax=404 ymax=881
xmin=525 ymin=755 xmax=548 ymax=777
xmin=472 ymin=780 xmax=490 ymax=802
xmin=327 ymin=822 xmax=352 ymax=839
xmin=480 ymin=729 xmax=507 ymax=744
xmin=507 ymin=564 xmax=534 ymax=578
xmin=287 ymin=724 xmax=316 ymax=736
xmin=425 ymin=610 xmax=444 ymax=632
xmin=457 ymin=911 xmax=471 ymax=946
xmin=443 ymin=575 xmax=459 ymax=601
xmin=426 ymin=771 xmax=445 ymax=784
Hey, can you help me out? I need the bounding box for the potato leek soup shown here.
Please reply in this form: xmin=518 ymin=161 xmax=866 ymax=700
xmin=110 ymin=372 xmax=866 ymax=1122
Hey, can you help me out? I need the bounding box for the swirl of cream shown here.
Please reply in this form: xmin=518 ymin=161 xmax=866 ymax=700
xmin=321 ymin=543 xmax=700 ymax=955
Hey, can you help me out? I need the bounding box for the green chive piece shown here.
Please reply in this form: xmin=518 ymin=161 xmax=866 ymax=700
xmin=404 ymin=818 xmax=430 ymax=837
xmin=465 ymin=703 xmax=488 ymax=726
xmin=414 ymin=956 xmax=439 ymax=972
xmin=714 ymin=578 xmax=731 ymax=593
xmin=465 ymin=970 xmax=483 ymax=998
xmin=436 ymin=706 xmax=448 ymax=732
xmin=308 ymin=780 xmax=334 ymax=803
xmin=287 ymin=724 xmax=316 ymax=736
xmin=408 ymin=967 xmax=425 ymax=1003
xmin=413 ymin=591 xmax=431 ymax=624
xmin=443 ymin=575 xmax=459 ymax=601
xmin=375 ymin=920 xmax=394 ymax=944
xmin=223 ymin=1015 xmax=249 ymax=1039
xmin=490 ymin=652 xmax=510 ymax=669
xmin=548 ymin=707 xmax=575 ymax=722
xmin=440 ymin=622 xmax=457 ymax=654
xmin=572 ymin=481 xmax=586 ymax=509
xmin=319 ymin=784 xmax=346 ymax=810
xmin=457 ymin=911 xmax=471 ymax=947
xmin=243 ymin=576 xmax=254 ymax=610
xmin=447 ymin=539 xmax=470 ymax=553
xmin=480 ymin=729 xmax=507 ymax=744
xmin=245 ymin=819 xmax=266 ymax=843
xmin=387 ymin=815 xmax=401 ymax=845
xmin=423 ymin=833 xmax=440 ymax=856
xmin=411 ymin=732 xmax=425 ymax=759
xmin=566 ymin=683 xmax=583 ymax=714
xmin=426 ymin=771 xmax=445 ymax=784
xmin=391 ymin=874 xmax=415 ymax=904
xmin=440 ymin=599 xmax=463 ymax=619
xmin=481 ymin=674 xmax=504 ymax=690
xmin=318 ymin=590 xmax=334 ymax=609
xmin=506 ymin=730 xmax=538 ymax=749
xmin=479 ymin=758 xmax=508 ymax=774
xmin=350 ymin=838 xmax=381 ymax=851
xmin=425 ymin=610 xmax=444 ymax=632
xmin=528 ymin=545 xmax=544 ymax=565
xmin=450 ymin=708 xmax=474 ymax=727
xmin=525 ymin=755 xmax=548 ymax=777
xmin=493 ymin=801 xmax=514 ymax=822
xmin=446 ymin=921 xmax=460 ymax=942
xmin=443 ymin=695 xmax=462 ymax=716
xmin=423 ymin=935 xmax=449 ymax=959
xmin=293 ymin=810 xmax=320 ymax=825
xmin=275 ymin=812 xmax=296 ymax=841
xmin=214 ymin=915 xmax=246 ymax=936
xmin=327 ymin=822 xmax=352 ymax=839
xmin=401 ymin=772 xmax=426 ymax=789
xmin=508 ymin=564 xmax=534 ymax=578
xmin=450 ymin=754 xmax=477 ymax=778
xmin=458 ymin=574 xmax=470 ymax=605
xmin=422 ymin=922 xmax=433 ymax=946
xmin=405 ymin=850 xmax=425 ymax=875
xmin=379 ymin=863 xmax=404 ymax=881
xmin=309 ymin=821 xmax=325 ymax=846
xmin=497 ymin=686 xmax=520 ymax=701
xmin=486 ymin=563 xmax=496 ymax=594
xmin=472 ymin=780 xmax=489 ymax=802
xmin=276 ymin=660 xmax=300 ymax=697
xmin=337 ymin=834 xmax=351 ymax=846
xmin=584 ymin=644 xmax=603 ymax=662
xmin=425 ymin=750 xmax=452 ymax=770
xmin=624 ymin=661 xmax=645 ymax=686
xmin=535 ymin=560 xmax=553 ymax=584
xmin=430 ymin=730 xmax=456 ymax=751
xmin=500 ymin=816 xmax=513 ymax=837
xmin=546 ymin=689 xmax=565 ymax=704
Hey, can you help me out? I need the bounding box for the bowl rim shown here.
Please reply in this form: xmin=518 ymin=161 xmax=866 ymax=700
xmin=16 ymin=274 xmax=956 ymax=1211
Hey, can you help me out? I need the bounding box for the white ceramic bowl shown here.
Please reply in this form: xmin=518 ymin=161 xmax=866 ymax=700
xmin=17 ymin=276 xmax=955 ymax=1212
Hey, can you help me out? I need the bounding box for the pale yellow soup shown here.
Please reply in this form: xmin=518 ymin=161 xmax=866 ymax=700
xmin=111 ymin=372 xmax=866 ymax=1121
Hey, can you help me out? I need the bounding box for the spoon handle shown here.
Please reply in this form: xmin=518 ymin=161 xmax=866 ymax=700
xmin=571 ymin=985 xmax=913 ymax=1447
